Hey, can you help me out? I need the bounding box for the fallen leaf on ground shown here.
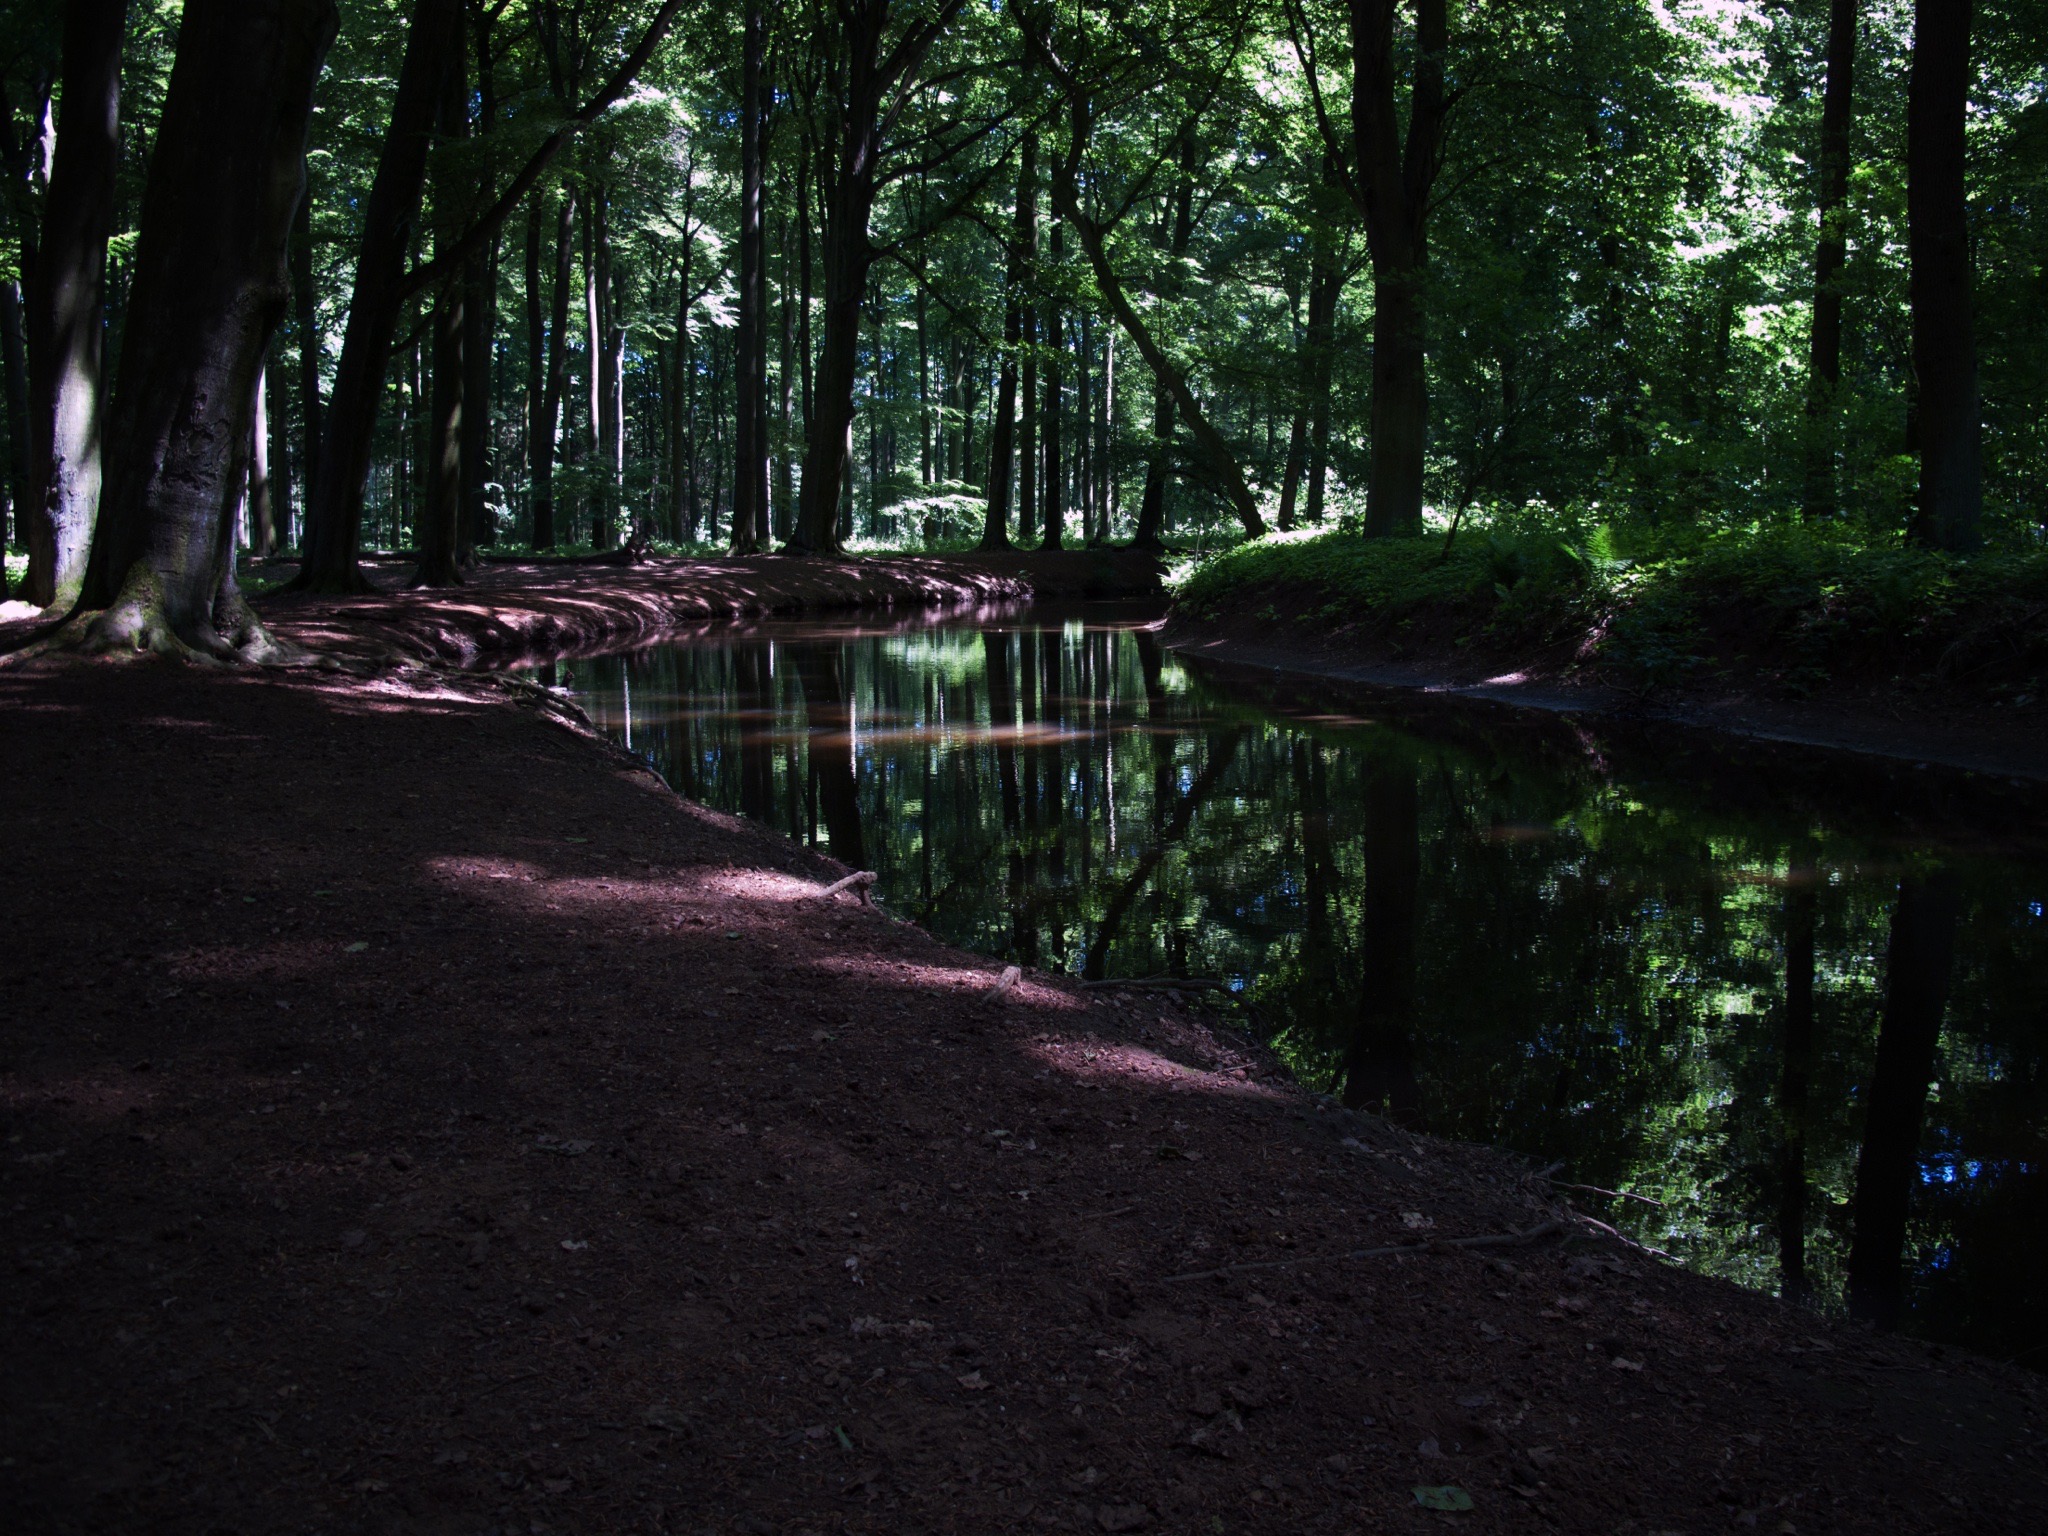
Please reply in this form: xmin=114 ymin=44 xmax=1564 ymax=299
xmin=1414 ymin=1485 xmax=1475 ymax=1511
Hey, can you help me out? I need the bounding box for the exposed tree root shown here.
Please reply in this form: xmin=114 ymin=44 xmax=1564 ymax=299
xmin=3 ymin=566 xmax=311 ymax=668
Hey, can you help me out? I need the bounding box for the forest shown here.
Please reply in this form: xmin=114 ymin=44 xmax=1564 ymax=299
xmin=4 ymin=4 xmax=2048 ymax=1533
xmin=2 ymin=0 xmax=2044 ymax=649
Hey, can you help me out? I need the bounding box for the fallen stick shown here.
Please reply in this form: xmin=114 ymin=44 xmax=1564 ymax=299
xmin=1161 ymin=1219 xmax=1565 ymax=1285
xmin=1546 ymin=1178 xmax=1665 ymax=1210
xmin=816 ymin=870 xmax=878 ymax=903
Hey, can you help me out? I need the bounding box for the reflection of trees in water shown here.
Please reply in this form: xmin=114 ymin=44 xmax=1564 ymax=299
xmin=1848 ymin=872 xmax=1960 ymax=1326
xmin=570 ymin=625 xmax=2048 ymax=1358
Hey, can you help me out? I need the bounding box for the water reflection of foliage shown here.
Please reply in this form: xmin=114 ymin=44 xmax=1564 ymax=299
xmin=562 ymin=623 xmax=2047 ymax=1363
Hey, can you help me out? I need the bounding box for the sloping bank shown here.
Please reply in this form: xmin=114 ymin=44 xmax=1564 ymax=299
xmin=2 ymin=625 xmax=2044 ymax=1531
xmin=1165 ymin=529 xmax=2048 ymax=780
xmin=252 ymin=547 xmax=1165 ymax=669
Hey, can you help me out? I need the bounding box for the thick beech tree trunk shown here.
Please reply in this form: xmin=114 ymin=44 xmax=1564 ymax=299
xmin=1846 ymin=872 xmax=1959 ymax=1326
xmin=22 ymin=0 xmax=128 ymax=610
xmin=75 ymin=0 xmax=338 ymax=656
xmin=732 ymin=0 xmax=769 ymax=553
xmin=524 ymin=192 xmax=545 ymax=538
xmin=1905 ymin=0 xmax=1981 ymax=552
xmin=1803 ymin=0 xmax=1857 ymax=521
xmin=533 ymin=186 xmax=576 ymax=550
xmin=294 ymin=0 xmax=463 ymax=592
xmin=461 ymin=13 xmax=498 ymax=555
xmin=1347 ymin=0 xmax=1448 ymax=538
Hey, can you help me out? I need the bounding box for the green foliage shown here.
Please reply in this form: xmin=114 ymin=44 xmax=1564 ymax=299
xmin=1178 ymin=523 xmax=2048 ymax=696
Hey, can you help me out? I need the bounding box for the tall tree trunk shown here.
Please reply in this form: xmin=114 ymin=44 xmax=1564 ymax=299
xmin=1846 ymin=872 xmax=1960 ymax=1326
xmin=1303 ymin=250 xmax=1338 ymax=522
xmin=414 ymin=40 xmax=469 ymax=588
xmin=1348 ymin=0 xmax=1448 ymax=539
xmin=581 ymin=180 xmax=603 ymax=547
xmin=774 ymin=211 xmax=796 ymax=538
xmin=1802 ymin=0 xmax=1858 ymax=521
xmin=461 ymin=10 xmax=499 ymax=554
xmin=1042 ymin=223 xmax=1064 ymax=548
xmin=291 ymin=187 xmax=321 ymax=496
xmin=1133 ymin=142 xmax=1195 ymax=549
xmin=1905 ymin=0 xmax=1981 ymax=553
xmin=533 ymin=186 xmax=575 ymax=550
xmin=294 ymin=0 xmax=463 ymax=591
xmin=670 ymin=195 xmax=694 ymax=540
xmin=75 ymin=0 xmax=338 ymax=655
xmin=523 ymin=191 xmax=545 ymax=541
xmin=22 ymin=0 xmax=128 ymax=610
xmin=1 ymin=279 xmax=29 ymax=580
xmin=732 ymin=0 xmax=768 ymax=552
xmin=980 ymin=138 xmax=1035 ymax=550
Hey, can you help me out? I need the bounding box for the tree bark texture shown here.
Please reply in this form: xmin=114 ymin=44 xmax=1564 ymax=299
xmin=76 ymin=0 xmax=338 ymax=656
xmin=1905 ymin=0 xmax=1981 ymax=552
xmin=22 ymin=0 xmax=128 ymax=610
xmin=290 ymin=188 xmax=321 ymax=494
xmin=414 ymin=41 xmax=470 ymax=588
xmin=979 ymin=139 xmax=1035 ymax=550
xmin=1846 ymin=872 xmax=1959 ymax=1326
xmin=732 ymin=0 xmax=769 ymax=552
xmin=1134 ymin=142 xmax=1196 ymax=548
xmin=1042 ymin=223 xmax=1064 ymax=548
xmin=1347 ymin=0 xmax=1447 ymax=538
xmin=1802 ymin=0 xmax=1857 ymax=521
xmin=534 ymin=185 xmax=576 ymax=549
xmin=294 ymin=0 xmax=464 ymax=591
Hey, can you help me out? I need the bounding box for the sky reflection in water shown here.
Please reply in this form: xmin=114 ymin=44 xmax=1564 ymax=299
xmin=546 ymin=604 xmax=2048 ymax=1365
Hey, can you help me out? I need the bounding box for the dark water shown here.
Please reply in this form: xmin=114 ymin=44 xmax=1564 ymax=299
xmin=542 ymin=604 xmax=2048 ymax=1363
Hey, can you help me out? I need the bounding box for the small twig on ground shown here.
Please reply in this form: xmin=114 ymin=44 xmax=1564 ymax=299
xmin=1547 ymin=1178 xmax=1665 ymax=1209
xmin=816 ymin=870 xmax=877 ymax=904
xmin=1566 ymin=1208 xmax=1674 ymax=1260
xmin=1161 ymin=1219 xmax=1565 ymax=1284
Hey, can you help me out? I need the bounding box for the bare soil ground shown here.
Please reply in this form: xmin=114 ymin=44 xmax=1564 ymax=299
xmin=2 ymin=569 xmax=2045 ymax=1536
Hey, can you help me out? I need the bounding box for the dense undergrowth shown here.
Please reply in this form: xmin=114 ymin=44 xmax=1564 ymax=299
xmin=1173 ymin=525 xmax=2048 ymax=702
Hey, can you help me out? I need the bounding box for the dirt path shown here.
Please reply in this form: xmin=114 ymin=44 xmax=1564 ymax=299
xmin=3 ymin=634 xmax=2045 ymax=1533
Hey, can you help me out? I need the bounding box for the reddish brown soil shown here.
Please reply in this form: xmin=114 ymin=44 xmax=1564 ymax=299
xmin=251 ymin=550 xmax=1164 ymax=670
xmin=3 ymin=591 xmax=2046 ymax=1534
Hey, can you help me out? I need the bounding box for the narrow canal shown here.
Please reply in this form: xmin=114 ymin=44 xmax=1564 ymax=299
xmin=539 ymin=603 xmax=2048 ymax=1365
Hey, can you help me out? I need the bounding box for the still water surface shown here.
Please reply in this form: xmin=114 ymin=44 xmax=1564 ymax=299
xmin=543 ymin=604 xmax=2048 ymax=1363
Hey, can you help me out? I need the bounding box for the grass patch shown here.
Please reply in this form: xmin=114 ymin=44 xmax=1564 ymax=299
xmin=1173 ymin=525 xmax=2048 ymax=699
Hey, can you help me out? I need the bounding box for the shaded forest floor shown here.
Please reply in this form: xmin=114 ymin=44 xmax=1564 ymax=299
xmin=4 ymin=634 xmax=2047 ymax=1534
